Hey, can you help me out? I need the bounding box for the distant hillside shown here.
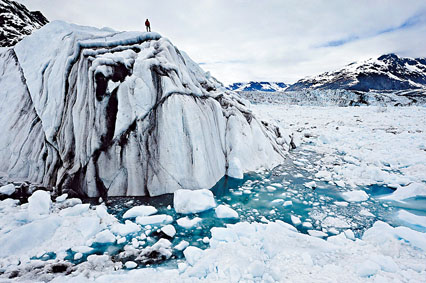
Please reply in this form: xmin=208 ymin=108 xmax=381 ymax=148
xmin=0 ymin=0 xmax=48 ymax=47
xmin=228 ymin=81 xmax=287 ymax=92
xmin=287 ymin=54 xmax=426 ymax=92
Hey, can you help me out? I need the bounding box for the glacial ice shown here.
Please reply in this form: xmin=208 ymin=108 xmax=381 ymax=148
xmin=28 ymin=190 xmax=52 ymax=219
xmin=215 ymin=204 xmax=239 ymax=219
xmin=122 ymin=205 xmax=157 ymax=219
xmin=341 ymin=190 xmax=369 ymax=202
xmin=173 ymin=189 xmax=216 ymax=214
xmin=0 ymin=21 xmax=287 ymax=197
xmin=0 ymin=184 xmax=15 ymax=196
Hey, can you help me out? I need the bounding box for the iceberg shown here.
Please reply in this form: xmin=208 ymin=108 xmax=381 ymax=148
xmin=0 ymin=21 xmax=287 ymax=197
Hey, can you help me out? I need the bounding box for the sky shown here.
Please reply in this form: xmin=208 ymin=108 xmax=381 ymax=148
xmin=17 ymin=0 xmax=426 ymax=85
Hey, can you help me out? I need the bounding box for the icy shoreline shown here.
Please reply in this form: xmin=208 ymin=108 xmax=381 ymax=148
xmin=1 ymin=105 xmax=426 ymax=282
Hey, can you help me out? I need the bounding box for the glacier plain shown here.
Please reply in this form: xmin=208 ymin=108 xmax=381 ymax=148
xmin=0 ymin=104 xmax=425 ymax=282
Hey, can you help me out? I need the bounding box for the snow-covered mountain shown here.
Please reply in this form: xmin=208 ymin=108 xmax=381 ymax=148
xmin=0 ymin=0 xmax=48 ymax=47
xmin=0 ymin=21 xmax=289 ymax=198
xmin=228 ymin=81 xmax=287 ymax=92
xmin=288 ymin=54 xmax=426 ymax=91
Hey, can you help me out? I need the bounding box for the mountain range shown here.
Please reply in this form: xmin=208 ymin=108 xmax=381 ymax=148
xmin=287 ymin=54 xmax=426 ymax=92
xmin=228 ymin=81 xmax=287 ymax=92
xmin=229 ymin=54 xmax=426 ymax=92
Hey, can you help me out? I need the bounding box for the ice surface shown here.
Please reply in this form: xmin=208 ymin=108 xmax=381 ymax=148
xmin=174 ymin=189 xmax=216 ymax=214
xmin=0 ymin=184 xmax=15 ymax=195
xmin=215 ymin=205 xmax=238 ymax=219
xmin=135 ymin=215 xmax=173 ymax=225
xmin=382 ymin=182 xmax=426 ymax=201
xmin=94 ymin=230 xmax=116 ymax=244
xmin=110 ymin=221 xmax=141 ymax=236
xmin=28 ymin=190 xmax=52 ymax=219
xmin=397 ymin=210 xmax=426 ymax=227
xmin=176 ymin=217 xmax=202 ymax=229
xmin=341 ymin=190 xmax=369 ymax=202
xmin=59 ymin=203 xmax=90 ymax=217
xmin=122 ymin=206 xmax=158 ymax=219
xmin=161 ymin=225 xmax=176 ymax=238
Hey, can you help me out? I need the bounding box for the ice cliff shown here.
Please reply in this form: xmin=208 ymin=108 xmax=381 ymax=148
xmin=0 ymin=21 xmax=288 ymax=198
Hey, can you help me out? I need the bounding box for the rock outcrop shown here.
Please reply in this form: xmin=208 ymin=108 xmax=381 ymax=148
xmin=0 ymin=0 xmax=48 ymax=47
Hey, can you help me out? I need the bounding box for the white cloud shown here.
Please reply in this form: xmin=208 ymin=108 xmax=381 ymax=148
xmin=18 ymin=0 xmax=426 ymax=84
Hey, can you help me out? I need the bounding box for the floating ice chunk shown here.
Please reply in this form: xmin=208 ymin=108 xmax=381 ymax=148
xmin=55 ymin=193 xmax=68 ymax=202
xmin=334 ymin=201 xmax=349 ymax=207
xmin=59 ymin=203 xmax=90 ymax=217
xmin=341 ymin=190 xmax=369 ymax=202
xmin=215 ymin=205 xmax=239 ymax=219
xmin=71 ymin=246 xmax=93 ymax=254
xmin=183 ymin=246 xmax=203 ymax=266
xmin=271 ymin=199 xmax=284 ymax=204
xmin=304 ymin=181 xmax=316 ymax=189
xmin=283 ymin=200 xmax=293 ymax=207
xmin=94 ymin=230 xmax=116 ymax=244
xmin=136 ymin=214 xmax=173 ymax=225
xmin=302 ymin=222 xmax=313 ymax=228
xmin=381 ymin=182 xmax=426 ymax=201
xmin=359 ymin=209 xmax=374 ymax=217
xmin=315 ymin=171 xmax=332 ymax=181
xmin=334 ymin=180 xmax=345 ymax=187
xmin=174 ymin=189 xmax=216 ymax=214
xmin=177 ymin=217 xmax=201 ymax=229
xmin=357 ymin=260 xmax=380 ymax=277
xmin=161 ymin=225 xmax=176 ymax=238
xmin=290 ymin=215 xmax=301 ymax=226
xmin=266 ymin=186 xmax=276 ymax=192
xmin=308 ymin=230 xmax=328 ymax=238
xmin=111 ymin=220 xmax=141 ymax=236
xmin=397 ymin=210 xmax=426 ymax=227
xmin=227 ymin=157 xmax=243 ymax=179
xmin=322 ymin=216 xmax=350 ymax=228
xmin=138 ymin=238 xmax=172 ymax=261
xmin=28 ymin=190 xmax=52 ymax=219
xmin=175 ymin=240 xmax=189 ymax=251
xmin=74 ymin=253 xmax=83 ymax=260
xmin=125 ymin=261 xmax=137 ymax=269
xmin=122 ymin=205 xmax=158 ymax=219
xmin=0 ymin=184 xmax=15 ymax=195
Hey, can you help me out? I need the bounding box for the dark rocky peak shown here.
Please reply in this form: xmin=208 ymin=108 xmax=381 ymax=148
xmin=0 ymin=0 xmax=48 ymax=47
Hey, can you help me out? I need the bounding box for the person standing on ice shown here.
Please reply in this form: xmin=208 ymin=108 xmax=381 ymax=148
xmin=145 ymin=19 xmax=151 ymax=32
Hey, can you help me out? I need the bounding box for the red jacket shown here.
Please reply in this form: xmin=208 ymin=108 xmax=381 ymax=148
xmin=145 ymin=20 xmax=150 ymax=27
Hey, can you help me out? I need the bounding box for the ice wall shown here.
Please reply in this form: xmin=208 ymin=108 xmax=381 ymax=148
xmin=0 ymin=21 xmax=288 ymax=197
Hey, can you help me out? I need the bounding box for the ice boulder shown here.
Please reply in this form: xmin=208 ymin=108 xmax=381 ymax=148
xmin=0 ymin=184 xmax=15 ymax=195
xmin=123 ymin=205 xmax=158 ymax=219
xmin=0 ymin=21 xmax=287 ymax=197
xmin=94 ymin=230 xmax=116 ymax=244
xmin=215 ymin=205 xmax=239 ymax=219
xmin=174 ymin=189 xmax=216 ymax=214
xmin=341 ymin=190 xmax=369 ymax=202
xmin=28 ymin=190 xmax=52 ymax=219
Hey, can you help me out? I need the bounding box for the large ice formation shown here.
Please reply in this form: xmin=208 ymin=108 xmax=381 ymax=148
xmin=0 ymin=21 xmax=287 ymax=197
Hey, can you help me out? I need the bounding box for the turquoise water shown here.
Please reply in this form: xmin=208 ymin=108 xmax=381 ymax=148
xmin=62 ymin=148 xmax=425 ymax=268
